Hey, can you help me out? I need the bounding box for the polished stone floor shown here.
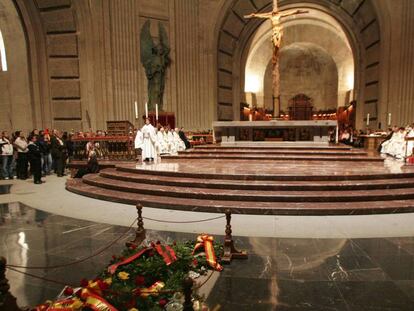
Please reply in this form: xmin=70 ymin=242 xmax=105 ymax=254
xmin=2 ymin=202 xmax=414 ymax=310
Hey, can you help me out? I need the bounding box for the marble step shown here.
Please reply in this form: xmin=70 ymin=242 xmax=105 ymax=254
xmin=116 ymin=165 xmax=412 ymax=181
xmin=82 ymin=174 xmax=414 ymax=203
xmin=180 ymin=149 xmax=368 ymax=156
xmin=99 ymin=168 xmax=414 ymax=191
xmin=194 ymin=145 xmax=353 ymax=150
xmin=165 ymin=154 xmax=383 ymax=162
xmin=66 ymin=178 xmax=414 ymax=215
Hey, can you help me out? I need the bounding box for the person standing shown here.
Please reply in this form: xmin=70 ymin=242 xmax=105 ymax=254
xmin=141 ymin=118 xmax=157 ymax=162
xmin=0 ymin=131 xmax=14 ymax=179
xmin=38 ymin=130 xmax=52 ymax=175
xmin=51 ymin=130 xmax=65 ymax=177
xmin=27 ymin=135 xmax=42 ymax=184
xmin=14 ymin=131 xmax=29 ymax=179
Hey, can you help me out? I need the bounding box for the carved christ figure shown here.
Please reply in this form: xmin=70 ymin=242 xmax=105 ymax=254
xmin=244 ymin=9 xmax=308 ymax=48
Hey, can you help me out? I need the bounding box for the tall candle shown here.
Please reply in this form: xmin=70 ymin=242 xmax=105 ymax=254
xmin=366 ymin=113 xmax=370 ymax=126
xmin=335 ymin=125 xmax=339 ymax=144
xmin=155 ymin=104 xmax=159 ymax=121
xmin=388 ymin=113 xmax=392 ymax=126
xmin=145 ymin=102 xmax=148 ymax=118
xmin=134 ymin=101 xmax=138 ymax=119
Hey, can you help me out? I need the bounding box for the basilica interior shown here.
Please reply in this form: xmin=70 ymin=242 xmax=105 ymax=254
xmin=1 ymin=0 xmax=414 ymax=310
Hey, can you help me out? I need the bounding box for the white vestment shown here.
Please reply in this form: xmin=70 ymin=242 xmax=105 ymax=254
xmin=156 ymin=131 xmax=169 ymax=154
xmin=173 ymin=131 xmax=186 ymax=151
xmin=134 ymin=130 xmax=143 ymax=150
xmin=141 ymin=124 xmax=157 ymax=161
xmin=381 ymin=133 xmax=397 ymax=155
xmin=406 ymin=129 xmax=414 ymax=157
xmin=382 ymin=131 xmax=406 ymax=158
xmin=167 ymin=131 xmax=177 ymax=155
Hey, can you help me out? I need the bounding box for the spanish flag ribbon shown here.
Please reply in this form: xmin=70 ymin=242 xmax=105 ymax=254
xmin=139 ymin=281 xmax=165 ymax=298
xmin=107 ymin=248 xmax=149 ymax=274
xmin=192 ymin=234 xmax=223 ymax=271
xmin=36 ymin=298 xmax=83 ymax=311
xmin=80 ymin=288 xmax=118 ymax=311
xmin=154 ymin=244 xmax=177 ymax=265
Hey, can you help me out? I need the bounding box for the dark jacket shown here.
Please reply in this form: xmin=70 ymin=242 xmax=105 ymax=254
xmin=28 ymin=142 xmax=42 ymax=161
xmin=50 ymin=136 xmax=65 ymax=158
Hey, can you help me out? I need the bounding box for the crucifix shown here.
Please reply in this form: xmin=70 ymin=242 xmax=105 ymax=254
xmin=245 ymin=0 xmax=308 ymax=117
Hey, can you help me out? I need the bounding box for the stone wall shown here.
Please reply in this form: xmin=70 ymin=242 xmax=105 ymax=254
xmin=2 ymin=0 xmax=414 ymax=132
xmin=0 ymin=0 xmax=32 ymax=133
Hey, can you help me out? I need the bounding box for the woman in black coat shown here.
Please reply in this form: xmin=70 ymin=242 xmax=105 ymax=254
xmin=28 ymin=135 xmax=42 ymax=184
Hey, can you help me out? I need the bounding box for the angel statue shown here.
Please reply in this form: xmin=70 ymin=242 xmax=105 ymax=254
xmin=140 ymin=20 xmax=171 ymax=111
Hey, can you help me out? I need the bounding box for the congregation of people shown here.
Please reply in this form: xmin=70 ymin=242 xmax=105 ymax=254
xmin=335 ymin=124 xmax=414 ymax=159
xmin=0 ymin=129 xmax=73 ymax=184
xmin=134 ymin=119 xmax=191 ymax=162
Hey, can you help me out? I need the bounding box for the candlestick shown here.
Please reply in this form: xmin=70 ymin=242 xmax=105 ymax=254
xmin=134 ymin=101 xmax=138 ymax=119
xmin=388 ymin=113 xmax=392 ymax=126
xmin=145 ymin=102 xmax=148 ymax=118
xmin=155 ymin=104 xmax=159 ymax=121
xmin=366 ymin=113 xmax=370 ymax=126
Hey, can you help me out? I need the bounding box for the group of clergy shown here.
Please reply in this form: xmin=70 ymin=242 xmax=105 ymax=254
xmin=134 ymin=118 xmax=190 ymax=162
xmin=380 ymin=125 xmax=414 ymax=159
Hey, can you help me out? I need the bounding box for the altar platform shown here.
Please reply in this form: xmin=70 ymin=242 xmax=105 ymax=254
xmin=66 ymin=144 xmax=414 ymax=216
xmin=212 ymin=120 xmax=337 ymax=143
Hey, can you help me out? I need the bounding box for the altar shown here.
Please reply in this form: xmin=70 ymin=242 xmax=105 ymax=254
xmin=212 ymin=120 xmax=337 ymax=143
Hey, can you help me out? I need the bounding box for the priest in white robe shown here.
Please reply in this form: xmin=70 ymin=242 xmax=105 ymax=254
xmin=173 ymin=127 xmax=186 ymax=151
xmin=156 ymin=127 xmax=169 ymax=155
xmin=141 ymin=118 xmax=157 ymax=162
xmin=167 ymin=128 xmax=177 ymax=155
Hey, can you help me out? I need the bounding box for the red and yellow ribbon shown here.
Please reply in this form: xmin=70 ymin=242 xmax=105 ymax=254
xmin=192 ymin=234 xmax=223 ymax=271
xmin=154 ymin=244 xmax=177 ymax=266
xmin=107 ymin=248 xmax=149 ymax=274
xmin=139 ymin=281 xmax=165 ymax=298
xmin=80 ymin=288 xmax=118 ymax=311
xmin=108 ymin=243 xmax=178 ymax=274
xmin=35 ymin=298 xmax=83 ymax=311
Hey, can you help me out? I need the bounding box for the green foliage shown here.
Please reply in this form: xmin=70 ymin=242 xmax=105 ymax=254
xmin=98 ymin=240 xmax=223 ymax=310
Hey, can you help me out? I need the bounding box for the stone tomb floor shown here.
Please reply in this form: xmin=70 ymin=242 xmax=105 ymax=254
xmin=1 ymin=201 xmax=414 ymax=310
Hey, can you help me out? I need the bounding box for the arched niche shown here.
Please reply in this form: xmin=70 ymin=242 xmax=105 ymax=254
xmin=244 ymin=11 xmax=354 ymax=114
xmin=262 ymin=42 xmax=339 ymax=112
xmin=216 ymin=0 xmax=381 ymax=129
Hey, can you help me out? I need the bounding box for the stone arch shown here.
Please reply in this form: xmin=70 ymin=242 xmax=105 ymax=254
xmin=216 ymin=0 xmax=381 ymax=128
xmin=0 ymin=0 xmax=34 ymax=132
xmin=13 ymin=0 xmax=83 ymax=131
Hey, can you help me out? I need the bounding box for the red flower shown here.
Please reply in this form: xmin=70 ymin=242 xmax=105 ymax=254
xmin=173 ymin=241 xmax=177 ymax=246
xmin=156 ymin=240 xmax=161 ymax=245
xmin=97 ymin=279 xmax=109 ymax=290
xmin=80 ymin=278 xmax=89 ymax=287
xmin=64 ymin=286 xmax=74 ymax=296
xmin=148 ymin=250 xmax=155 ymax=257
xmin=192 ymin=259 xmax=198 ymax=267
xmin=133 ymin=288 xmax=141 ymax=296
xmin=120 ymin=256 xmax=125 ymax=261
xmin=150 ymin=242 xmax=156 ymax=248
xmin=111 ymin=255 xmax=117 ymax=260
xmin=135 ymin=275 xmax=145 ymax=286
xmin=129 ymin=244 xmax=137 ymax=250
xmin=159 ymin=298 xmax=168 ymax=307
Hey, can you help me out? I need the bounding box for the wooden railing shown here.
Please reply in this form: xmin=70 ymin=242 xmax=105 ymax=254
xmin=72 ymin=136 xmax=136 ymax=161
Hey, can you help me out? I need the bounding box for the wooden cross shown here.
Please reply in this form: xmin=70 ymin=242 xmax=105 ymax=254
xmin=244 ymin=0 xmax=308 ymax=117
